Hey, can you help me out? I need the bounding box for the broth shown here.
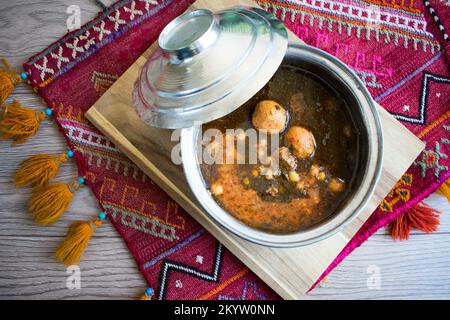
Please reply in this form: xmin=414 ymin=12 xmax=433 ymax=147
xmin=200 ymin=65 xmax=360 ymax=233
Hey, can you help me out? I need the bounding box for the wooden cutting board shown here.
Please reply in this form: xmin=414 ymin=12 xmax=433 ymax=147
xmin=86 ymin=0 xmax=424 ymax=299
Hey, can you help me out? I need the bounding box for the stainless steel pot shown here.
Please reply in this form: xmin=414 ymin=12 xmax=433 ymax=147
xmin=180 ymin=43 xmax=383 ymax=247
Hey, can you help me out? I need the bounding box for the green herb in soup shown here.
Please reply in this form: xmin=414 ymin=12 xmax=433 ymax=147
xmin=200 ymin=66 xmax=359 ymax=234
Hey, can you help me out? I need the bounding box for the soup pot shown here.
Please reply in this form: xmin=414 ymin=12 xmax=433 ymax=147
xmin=133 ymin=7 xmax=383 ymax=247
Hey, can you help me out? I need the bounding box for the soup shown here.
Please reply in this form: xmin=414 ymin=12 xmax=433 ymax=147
xmin=200 ymin=65 xmax=360 ymax=234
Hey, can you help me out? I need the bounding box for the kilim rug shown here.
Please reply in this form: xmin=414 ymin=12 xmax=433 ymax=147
xmin=19 ymin=0 xmax=449 ymax=299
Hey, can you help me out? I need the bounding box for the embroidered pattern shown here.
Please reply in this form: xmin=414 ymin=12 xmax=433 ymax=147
xmin=218 ymin=281 xmax=268 ymax=300
xmin=379 ymin=174 xmax=413 ymax=212
xmin=106 ymin=203 xmax=180 ymax=241
xmin=143 ymin=229 xmax=206 ymax=269
xmin=359 ymin=0 xmax=421 ymax=14
xmin=91 ymin=71 xmax=119 ymax=95
xmin=391 ymin=71 xmax=450 ymax=124
xmin=333 ymin=42 xmax=392 ymax=88
xmin=124 ymin=1 xmax=144 ymax=20
xmin=258 ymin=0 xmax=440 ymax=52
xmin=50 ymin=47 xmax=70 ymax=69
xmin=157 ymin=242 xmax=223 ymax=300
xmin=414 ymin=141 xmax=448 ymax=178
xmin=24 ymin=0 xmax=171 ymax=88
xmin=77 ymin=147 xmax=147 ymax=182
xmin=58 ymin=114 xmax=148 ymax=182
xmin=417 ymin=110 xmax=450 ymax=139
xmin=34 ymin=56 xmax=54 ymax=81
xmin=196 ymin=255 xmax=204 ymax=264
xmin=442 ymin=125 xmax=450 ymax=144
xmin=60 ymin=120 xmax=117 ymax=152
xmin=374 ymin=50 xmax=443 ymax=101
xmin=174 ymin=279 xmax=183 ymax=288
xmin=424 ymin=0 xmax=449 ymax=41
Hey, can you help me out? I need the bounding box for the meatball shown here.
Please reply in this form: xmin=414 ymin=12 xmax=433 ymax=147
xmin=284 ymin=126 xmax=316 ymax=159
xmin=252 ymin=100 xmax=287 ymax=133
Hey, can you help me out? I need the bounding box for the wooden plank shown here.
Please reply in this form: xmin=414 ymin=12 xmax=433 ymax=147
xmin=0 ymin=236 xmax=146 ymax=300
xmin=2 ymin=228 xmax=450 ymax=300
xmin=85 ymin=0 xmax=424 ymax=299
xmin=309 ymin=231 xmax=450 ymax=299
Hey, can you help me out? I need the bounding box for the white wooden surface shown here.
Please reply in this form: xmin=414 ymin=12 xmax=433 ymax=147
xmin=0 ymin=0 xmax=449 ymax=300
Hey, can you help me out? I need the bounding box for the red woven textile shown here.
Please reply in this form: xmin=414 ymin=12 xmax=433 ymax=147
xmin=23 ymin=0 xmax=449 ymax=299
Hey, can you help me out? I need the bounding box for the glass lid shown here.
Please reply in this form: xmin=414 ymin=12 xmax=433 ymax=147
xmin=132 ymin=6 xmax=288 ymax=129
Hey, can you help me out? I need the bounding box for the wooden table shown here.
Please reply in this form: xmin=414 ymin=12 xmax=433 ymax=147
xmin=0 ymin=0 xmax=449 ymax=299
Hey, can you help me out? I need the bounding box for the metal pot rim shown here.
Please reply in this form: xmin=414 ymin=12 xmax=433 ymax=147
xmin=181 ymin=43 xmax=384 ymax=247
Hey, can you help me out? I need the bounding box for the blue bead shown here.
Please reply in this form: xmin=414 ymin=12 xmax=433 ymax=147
xmin=77 ymin=177 xmax=85 ymax=184
xmin=20 ymin=72 xmax=28 ymax=80
xmin=67 ymin=150 xmax=74 ymax=158
xmin=45 ymin=108 xmax=52 ymax=116
xmin=146 ymin=288 xmax=154 ymax=296
xmin=98 ymin=212 xmax=106 ymax=220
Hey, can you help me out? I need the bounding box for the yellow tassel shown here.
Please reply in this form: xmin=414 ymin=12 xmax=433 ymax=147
xmin=0 ymin=100 xmax=46 ymax=145
xmin=28 ymin=178 xmax=82 ymax=225
xmin=438 ymin=179 xmax=450 ymax=202
xmin=15 ymin=153 xmax=69 ymax=187
xmin=139 ymin=294 xmax=152 ymax=300
xmin=0 ymin=59 xmax=23 ymax=105
xmin=55 ymin=219 xmax=102 ymax=266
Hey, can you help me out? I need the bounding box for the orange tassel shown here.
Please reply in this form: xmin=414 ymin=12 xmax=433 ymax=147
xmin=437 ymin=179 xmax=450 ymax=202
xmin=390 ymin=201 xmax=440 ymax=240
xmin=28 ymin=177 xmax=83 ymax=225
xmin=15 ymin=153 xmax=70 ymax=187
xmin=0 ymin=100 xmax=46 ymax=145
xmin=0 ymin=59 xmax=23 ymax=105
xmin=55 ymin=219 xmax=102 ymax=266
